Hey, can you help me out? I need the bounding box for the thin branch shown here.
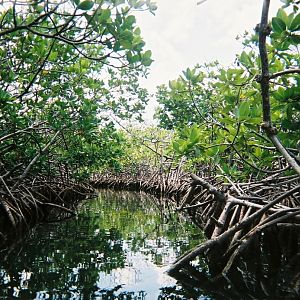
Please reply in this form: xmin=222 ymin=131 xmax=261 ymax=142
xmin=232 ymin=144 xmax=289 ymax=174
xmin=13 ymin=130 xmax=61 ymax=188
xmin=112 ymin=117 xmax=172 ymax=160
xmin=269 ymin=68 xmax=300 ymax=79
xmin=268 ymin=135 xmax=300 ymax=175
xmin=0 ymin=123 xmax=46 ymax=143
xmin=18 ymin=41 xmax=55 ymax=99
xmin=252 ymin=143 xmax=299 ymax=153
xmin=0 ymin=6 xmax=58 ymax=38
xmin=188 ymin=83 xmax=229 ymax=132
xmin=190 ymin=174 xmax=226 ymax=201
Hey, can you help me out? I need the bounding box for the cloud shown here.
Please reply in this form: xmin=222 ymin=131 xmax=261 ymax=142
xmin=136 ymin=0 xmax=282 ymax=93
xmin=134 ymin=0 xmax=283 ymax=121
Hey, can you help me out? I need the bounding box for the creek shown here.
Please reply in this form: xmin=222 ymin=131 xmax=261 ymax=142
xmin=0 ymin=190 xmax=212 ymax=299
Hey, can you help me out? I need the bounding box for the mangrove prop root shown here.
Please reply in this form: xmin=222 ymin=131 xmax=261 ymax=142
xmin=0 ymin=174 xmax=95 ymax=236
xmin=92 ymin=166 xmax=300 ymax=283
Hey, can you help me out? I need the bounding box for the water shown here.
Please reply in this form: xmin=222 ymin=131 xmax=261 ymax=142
xmin=0 ymin=190 xmax=207 ymax=299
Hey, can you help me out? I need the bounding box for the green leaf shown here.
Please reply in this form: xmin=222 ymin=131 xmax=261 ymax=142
xmin=173 ymin=139 xmax=187 ymax=154
xmin=134 ymin=27 xmax=141 ymax=35
xmin=273 ymin=87 xmax=286 ymax=101
xmin=99 ymin=9 xmax=111 ymax=23
xmin=126 ymin=52 xmax=140 ymax=64
xmin=206 ymin=146 xmax=219 ymax=156
xmin=290 ymin=13 xmax=300 ymax=31
xmin=238 ymin=101 xmax=250 ymax=118
xmin=244 ymin=123 xmax=258 ymax=130
xmin=184 ymin=68 xmax=193 ymax=80
xmin=220 ymin=162 xmax=230 ymax=175
xmin=125 ymin=15 xmax=136 ymax=26
xmin=220 ymin=117 xmax=235 ymax=125
xmin=277 ymin=8 xmax=289 ymax=25
xmin=120 ymin=29 xmax=134 ymax=42
xmin=132 ymin=39 xmax=145 ymax=51
xmin=120 ymin=39 xmax=132 ymax=49
xmin=284 ymin=88 xmax=295 ymax=99
xmin=172 ymin=141 xmax=180 ymax=152
xmin=282 ymin=119 xmax=294 ymax=130
xmin=169 ymin=80 xmax=178 ymax=89
xmin=113 ymin=41 xmax=121 ymax=51
xmin=190 ymin=126 xmax=200 ymax=143
xmin=48 ymin=51 xmax=58 ymax=62
xmin=240 ymin=51 xmax=252 ymax=67
xmin=142 ymin=57 xmax=153 ymax=66
xmin=141 ymin=50 xmax=153 ymax=66
xmin=219 ymin=69 xmax=227 ymax=81
xmin=287 ymin=12 xmax=295 ymax=27
xmin=272 ymin=17 xmax=286 ymax=33
xmin=245 ymin=117 xmax=261 ymax=125
xmin=80 ymin=58 xmax=89 ymax=68
xmin=143 ymin=49 xmax=152 ymax=59
xmin=286 ymin=103 xmax=293 ymax=119
xmin=77 ymin=0 xmax=94 ymax=10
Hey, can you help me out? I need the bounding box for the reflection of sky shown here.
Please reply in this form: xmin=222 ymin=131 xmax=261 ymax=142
xmin=96 ymin=239 xmax=176 ymax=298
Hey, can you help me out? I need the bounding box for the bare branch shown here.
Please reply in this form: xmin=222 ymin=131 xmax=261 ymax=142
xmin=269 ymin=68 xmax=300 ymax=79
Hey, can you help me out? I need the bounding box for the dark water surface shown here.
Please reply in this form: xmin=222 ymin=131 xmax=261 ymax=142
xmin=0 ymin=190 xmax=210 ymax=299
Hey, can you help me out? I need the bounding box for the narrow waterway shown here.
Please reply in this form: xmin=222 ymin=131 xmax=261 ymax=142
xmin=0 ymin=190 xmax=211 ymax=299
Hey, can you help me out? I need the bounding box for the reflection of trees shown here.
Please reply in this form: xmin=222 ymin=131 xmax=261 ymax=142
xmin=0 ymin=190 xmax=204 ymax=299
xmin=2 ymin=192 xmax=297 ymax=299
xmin=86 ymin=190 xmax=202 ymax=264
xmin=0 ymin=217 xmax=126 ymax=297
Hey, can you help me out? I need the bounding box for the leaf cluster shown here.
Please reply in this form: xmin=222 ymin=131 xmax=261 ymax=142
xmin=0 ymin=0 xmax=154 ymax=181
xmin=155 ymin=4 xmax=300 ymax=180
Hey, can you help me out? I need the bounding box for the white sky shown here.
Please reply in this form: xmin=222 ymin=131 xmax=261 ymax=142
xmin=134 ymin=0 xmax=283 ymax=121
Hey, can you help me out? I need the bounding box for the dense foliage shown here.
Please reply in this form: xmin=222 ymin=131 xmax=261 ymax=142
xmin=155 ymin=1 xmax=300 ymax=179
xmin=1 ymin=0 xmax=300 ymax=184
xmin=0 ymin=0 xmax=156 ymax=180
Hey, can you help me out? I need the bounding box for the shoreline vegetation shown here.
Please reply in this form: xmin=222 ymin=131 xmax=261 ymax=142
xmin=1 ymin=0 xmax=300 ymax=298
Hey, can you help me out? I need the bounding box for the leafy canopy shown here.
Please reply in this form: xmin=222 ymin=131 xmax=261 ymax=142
xmin=155 ymin=2 xmax=300 ymax=179
xmin=0 ymin=0 xmax=156 ymax=180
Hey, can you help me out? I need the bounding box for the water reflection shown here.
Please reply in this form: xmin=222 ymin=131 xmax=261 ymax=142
xmin=0 ymin=190 xmax=207 ymax=299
